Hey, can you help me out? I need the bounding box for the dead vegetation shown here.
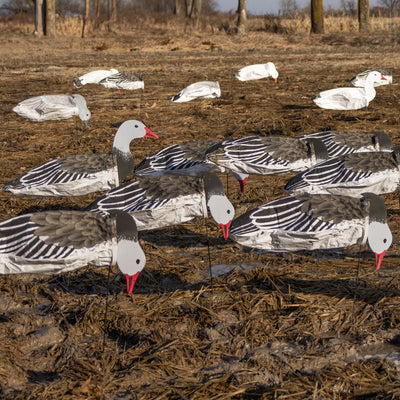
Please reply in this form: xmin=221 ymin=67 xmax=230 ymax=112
xmin=1 ymin=15 xmax=400 ymax=400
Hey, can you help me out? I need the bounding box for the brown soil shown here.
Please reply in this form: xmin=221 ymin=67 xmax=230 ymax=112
xmin=1 ymin=19 xmax=400 ymax=400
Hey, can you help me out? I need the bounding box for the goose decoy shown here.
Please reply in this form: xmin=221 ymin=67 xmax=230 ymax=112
xmin=0 ymin=210 xmax=145 ymax=293
xmin=206 ymin=136 xmax=328 ymax=192
xmin=98 ymin=71 xmax=144 ymax=91
xmin=2 ymin=120 xmax=158 ymax=197
xmin=229 ymin=192 xmax=392 ymax=270
xmin=235 ymin=62 xmax=279 ymax=83
xmin=298 ymin=131 xmax=393 ymax=158
xmin=12 ymin=94 xmax=91 ymax=129
xmin=350 ymin=69 xmax=392 ymax=87
xmin=284 ymin=149 xmax=400 ymax=197
xmin=134 ymin=139 xmax=251 ymax=192
xmin=87 ymin=172 xmax=235 ymax=239
xmin=312 ymin=70 xmax=386 ymax=110
xmin=73 ymin=68 xmax=119 ymax=88
xmin=171 ymin=81 xmax=221 ymax=102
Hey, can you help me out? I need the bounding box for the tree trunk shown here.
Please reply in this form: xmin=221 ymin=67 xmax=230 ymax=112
xmin=35 ymin=0 xmax=44 ymax=36
xmin=82 ymin=0 xmax=90 ymax=38
xmin=311 ymin=0 xmax=324 ymax=33
xmin=188 ymin=0 xmax=202 ymax=18
xmin=45 ymin=0 xmax=56 ymax=37
xmin=111 ymin=0 xmax=117 ymax=21
xmin=185 ymin=0 xmax=193 ymax=17
xmin=358 ymin=0 xmax=370 ymax=32
xmin=96 ymin=0 xmax=101 ymax=19
xmin=237 ymin=0 xmax=247 ymax=34
xmin=175 ymin=0 xmax=184 ymax=15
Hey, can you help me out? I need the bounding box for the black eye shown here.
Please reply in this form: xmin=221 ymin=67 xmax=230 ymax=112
xmin=135 ymin=125 xmax=138 ymax=128
xmin=227 ymin=209 xmax=231 ymax=214
xmin=136 ymin=259 xmax=141 ymax=264
xmin=383 ymin=238 xmax=387 ymax=243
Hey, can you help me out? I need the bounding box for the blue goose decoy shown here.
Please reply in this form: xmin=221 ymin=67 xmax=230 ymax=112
xmin=0 ymin=210 xmax=145 ymax=293
xmin=3 ymin=120 xmax=158 ymax=197
xmin=229 ymin=192 xmax=392 ymax=270
xmin=87 ymin=172 xmax=235 ymax=239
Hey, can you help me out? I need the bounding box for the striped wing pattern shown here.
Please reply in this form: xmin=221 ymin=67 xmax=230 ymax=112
xmin=88 ymin=181 xmax=174 ymax=215
xmin=299 ymin=131 xmax=365 ymax=158
xmin=285 ymin=157 xmax=373 ymax=192
xmin=230 ymin=196 xmax=335 ymax=237
xmin=0 ymin=215 xmax=75 ymax=260
xmin=6 ymin=159 xmax=93 ymax=189
xmin=217 ymin=137 xmax=290 ymax=168
xmin=134 ymin=145 xmax=204 ymax=175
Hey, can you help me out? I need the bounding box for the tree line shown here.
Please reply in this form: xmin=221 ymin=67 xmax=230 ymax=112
xmin=0 ymin=0 xmax=393 ymax=36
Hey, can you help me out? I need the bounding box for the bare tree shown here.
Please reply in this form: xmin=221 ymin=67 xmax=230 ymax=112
xmin=340 ymin=0 xmax=357 ymax=14
xmin=82 ymin=0 xmax=90 ymax=38
xmin=237 ymin=0 xmax=247 ymax=34
xmin=175 ymin=0 xmax=185 ymax=15
xmin=35 ymin=0 xmax=44 ymax=36
xmin=280 ymin=0 xmax=298 ymax=16
xmin=378 ymin=0 xmax=400 ymax=15
xmin=45 ymin=0 xmax=56 ymax=36
xmin=188 ymin=0 xmax=202 ymax=18
xmin=311 ymin=0 xmax=324 ymax=33
xmin=111 ymin=0 xmax=117 ymax=21
xmin=358 ymin=0 xmax=370 ymax=31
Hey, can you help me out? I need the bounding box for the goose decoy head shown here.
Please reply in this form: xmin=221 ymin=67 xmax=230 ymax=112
xmin=73 ymin=94 xmax=91 ymax=129
xmin=363 ymin=193 xmax=392 ymax=270
xmin=268 ymin=62 xmax=279 ymax=83
xmin=203 ymin=172 xmax=235 ymax=239
xmin=114 ymin=212 xmax=146 ymax=293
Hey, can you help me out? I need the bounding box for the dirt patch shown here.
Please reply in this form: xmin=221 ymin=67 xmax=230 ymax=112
xmin=1 ymin=18 xmax=400 ymax=399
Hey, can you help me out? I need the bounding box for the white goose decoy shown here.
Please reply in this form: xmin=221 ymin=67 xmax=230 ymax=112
xmin=3 ymin=120 xmax=158 ymax=197
xmin=284 ymin=149 xmax=400 ymax=198
xmin=206 ymin=136 xmax=328 ymax=192
xmin=87 ymin=172 xmax=235 ymax=239
xmin=171 ymin=81 xmax=221 ymax=103
xmin=229 ymin=192 xmax=392 ymax=270
xmin=12 ymin=94 xmax=91 ymax=129
xmin=235 ymin=62 xmax=279 ymax=83
xmin=98 ymin=71 xmax=144 ymax=91
xmin=73 ymin=68 xmax=119 ymax=88
xmin=350 ymin=69 xmax=392 ymax=87
xmin=298 ymin=131 xmax=393 ymax=158
xmin=0 ymin=210 xmax=145 ymax=293
xmin=312 ymin=70 xmax=386 ymax=110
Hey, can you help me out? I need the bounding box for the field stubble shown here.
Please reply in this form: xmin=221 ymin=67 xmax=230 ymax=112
xmin=1 ymin=15 xmax=400 ymax=399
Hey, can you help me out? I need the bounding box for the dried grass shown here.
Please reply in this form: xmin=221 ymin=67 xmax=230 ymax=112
xmin=1 ymin=16 xmax=400 ymax=400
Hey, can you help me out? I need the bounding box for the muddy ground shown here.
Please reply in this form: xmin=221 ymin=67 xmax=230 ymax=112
xmin=1 ymin=18 xmax=400 ymax=399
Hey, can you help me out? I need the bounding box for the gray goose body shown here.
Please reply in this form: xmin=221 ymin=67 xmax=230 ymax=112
xmin=206 ymin=136 xmax=328 ymax=191
xmin=87 ymin=172 xmax=235 ymax=239
xmin=285 ymin=149 xmax=400 ymax=197
xmin=229 ymin=193 xmax=392 ymax=269
xmin=2 ymin=120 xmax=157 ymax=197
xmin=134 ymin=140 xmax=225 ymax=177
xmin=298 ymin=131 xmax=392 ymax=158
xmin=0 ymin=210 xmax=145 ymax=293
xmin=99 ymin=72 xmax=144 ymax=90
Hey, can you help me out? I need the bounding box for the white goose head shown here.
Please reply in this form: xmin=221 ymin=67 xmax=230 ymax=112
xmin=363 ymin=193 xmax=392 ymax=270
xmin=113 ymin=120 xmax=158 ymax=181
xmin=114 ymin=211 xmax=146 ymax=293
xmin=267 ymin=62 xmax=279 ymax=83
xmin=203 ymin=173 xmax=235 ymax=240
xmin=364 ymin=71 xmax=387 ymax=103
xmin=72 ymin=94 xmax=91 ymax=129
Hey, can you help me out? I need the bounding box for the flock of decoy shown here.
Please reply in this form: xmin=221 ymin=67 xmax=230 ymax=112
xmin=0 ymin=63 xmax=396 ymax=294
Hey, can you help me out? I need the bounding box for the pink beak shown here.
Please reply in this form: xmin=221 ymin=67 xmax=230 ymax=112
xmin=238 ymin=177 xmax=248 ymax=193
xmin=274 ymin=78 xmax=278 ymax=83
xmin=125 ymin=271 xmax=140 ymax=294
xmin=220 ymin=221 xmax=232 ymax=240
xmin=375 ymin=250 xmax=386 ymax=270
xmin=381 ymin=74 xmax=387 ymax=81
xmin=144 ymin=127 xmax=159 ymax=139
